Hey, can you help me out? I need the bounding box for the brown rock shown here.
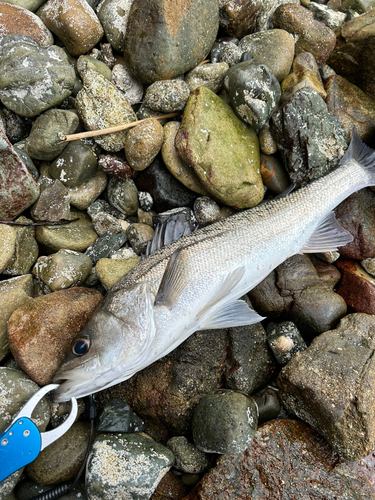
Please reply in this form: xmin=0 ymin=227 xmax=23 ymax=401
xmin=325 ymin=75 xmax=375 ymax=142
xmin=7 ymin=287 xmax=102 ymax=385
xmin=219 ymin=0 xmax=263 ymax=38
xmin=185 ymin=419 xmax=375 ymax=499
xmin=0 ymin=2 xmax=54 ymax=46
xmin=341 ymin=8 xmax=375 ymax=43
xmin=272 ymin=3 xmax=336 ymax=66
xmin=336 ymin=260 xmax=375 ymax=314
xmin=98 ymin=154 xmax=137 ymax=181
xmin=39 ymin=0 xmax=104 ymax=57
xmin=150 ymin=471 xmax=188 ymax=500
xmin=124 ymin=119 xmax=164 ymax=171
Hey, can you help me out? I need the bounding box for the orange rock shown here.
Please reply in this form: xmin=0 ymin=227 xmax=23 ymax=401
xmin=336 ymin=259 xmax=375 ymax=315
xmin=7 ymin=287 xmax=102 ymax=385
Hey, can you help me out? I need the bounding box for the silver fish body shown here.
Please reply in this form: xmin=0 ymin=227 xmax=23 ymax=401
xmin=53 ymin=133 xmax=375 ymax=401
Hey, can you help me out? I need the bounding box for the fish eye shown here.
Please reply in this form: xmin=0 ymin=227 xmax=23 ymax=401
xmin=72 ymin=335 xmax=91 ymax=356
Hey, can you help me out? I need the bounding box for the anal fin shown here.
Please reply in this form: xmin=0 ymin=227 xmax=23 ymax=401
xmin=301 ymin=211 xmax=353 ymax=253
xmin=202 ymin=299 xmax=265 ymax=330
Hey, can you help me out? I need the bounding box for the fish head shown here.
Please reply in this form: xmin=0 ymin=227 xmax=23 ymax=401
xmin=53 ymin=282 xmax=156 ymax=402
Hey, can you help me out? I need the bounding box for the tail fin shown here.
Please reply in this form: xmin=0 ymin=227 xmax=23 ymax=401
xmin=340 ymin=129 xmax=375 ymax=185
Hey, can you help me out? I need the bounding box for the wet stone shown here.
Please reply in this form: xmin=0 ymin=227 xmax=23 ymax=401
xmin=49 ymin=140 xmax=98 ymax=188
xmin=219 ymin=0 xmax=263 ymax=38
xmin=0 ymin=224 xmax=17 ymax=273
xmin=111 ymin=62 xmax=144 ymax=105
xmin=98 ymin=154 xmax=136 ymax=181
xmin=95 ymin=256 xmax=141 ymax=289
xmin=107 ymin=177 xmax=139 ymax=216
xmin=25 ymin=109 xmax=79 ymax=161
xmin=218 ymin=42 xmax=243 ymax=67
xmin=238 ymin=29 xmax=295 ymax=82
xmin=193 ymin=197 xmax=222 ymax=225
xmin=125 ymin=119 xmax=164 ymax=171
xmin=0 ymin=35 xmax=76 ymax=117
xmin=336 ymin=260 xmax=375 ymax=315
xmin=267 ymin=321 xmax=307 ymax=365
xmin=271 ymin=88 xmax=347 ymax=187
xmin=76 ymin=55 xmax=112 ymax=81
xmin=192 ymin=389 xmax=258 ymax=454
xmin=185 ymin=62 xmax=229 ymax=93
xmin=255 ymin=0 xmax=300 ymax=32
xmin=144 ymin=80 xmax=190 ymax=113
xmin=309 ymin=2 xmax=346 ymax=29
xmin=75 ymin=69 xmax=137 ymax=152
xmin=124 ymin=0 xmax=219 ymax=84
xmin=97 ymin=0 xmax=133 ymax=52
xmin=126 ymin=223 xmax=155 ymax=255
xmin=31 ymin=179 xmax=70 ymax=222
xmin=91 ymin=211 xmax=129 ymax=236
xmin=223 ymin=58 xmax=281 ymax=132
xmin=68 ymin=170 xmax=108 ymax=211
xmin=260 ymin=153 xmax=291 ymax=195
xmin=258 ymin=123 xmax=278 ymax=155
xmin=1 ymin=106 xmax=32 ymax=144
xmin=138 ymin=192 xmax=153 ymax=212
xmin=210 ymin=38 xmax=239 ymax=63
xmin=7 ymin=287 xmax=102 ymax=385
xmin=2 ymin=217 xmax=39 ymax=276
xmin=86 ymin=433 xmax=174 ymax=500
xmin=253 ymin=386 xmax=281 ymax=425
xmin=167 ymin=436 xmax=209 ymax=474
xmin=150 ymin=471 xmax=188 ymax=500
xmin=33 ymin=249 xmax=93 ymax=292
xmin=39 ymin=0 xmax=104 ymax=57
xmin=362 ymin=257 xmax=375 ymax=277
xmin=97 ymin=398 xmax=145 ymax=433
xmin=85 ymin=231 xmax=128 ymax=265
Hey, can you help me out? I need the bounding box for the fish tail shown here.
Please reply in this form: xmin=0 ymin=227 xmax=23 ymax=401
xmin=340 ymin=129 xmax=375 ymax=186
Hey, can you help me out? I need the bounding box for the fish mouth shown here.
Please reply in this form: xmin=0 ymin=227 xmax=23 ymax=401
xmin=52 ymin=369 xmax=97 ymax=402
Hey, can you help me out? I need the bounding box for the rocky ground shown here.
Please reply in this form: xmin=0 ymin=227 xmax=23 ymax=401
xmin=1 ymin=0 xmax=375 ymax=499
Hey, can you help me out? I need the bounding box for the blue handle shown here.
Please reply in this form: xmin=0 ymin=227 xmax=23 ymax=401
xmin=0 ymin=417 xmax=41 ymax=482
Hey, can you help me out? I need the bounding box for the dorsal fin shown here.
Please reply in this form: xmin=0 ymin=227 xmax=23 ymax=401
xmin=142 ymin=217 xmax=196 ymax=259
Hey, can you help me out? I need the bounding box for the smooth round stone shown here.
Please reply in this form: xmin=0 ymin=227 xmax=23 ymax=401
xmin=111 ymin=62 xmax=144 ymax=105
xmin=361 ymin=257 xmax=375 ymax=277
xmin=218 ymin=42 xmax=243 ymax=66
xmin=86 ymin=433 xmax=174 ymax=499
xmin=258 ymin=123 xmax=278 ymax=155
xmin=224 ymin=59 xmax=281 ymax=132
xmin=267 ymin=321 xmax=307 ymax=365
xmin=309 ymin=2 xmax=346 ymax=30
xmin=33 ymin=249 xmax=93 ymax=292
xmin=0 ymin=2 xmax=53 ymax=46
xmin=0 ymin=275 xmax=34 ymax=361
xmin=2 ymin=0 xmax=46 ymax=11
xmin=107 ymin=177 xmax=139 ymax=216
xmin=85 ymin=231 xmax=128 ymax=265
xmin=185 ymin=62 xmax=229 ymax=93
xmin=68 ymin=170 xmax=108 ymax=211
xmin=193 ymin=196 xmax=222 ymax=224
xmin=260 ymin=153 xmax=290 ymax=195
xmin=14 ymin=145 xmax=38 ymax=181
xmin=27 ymin=422 xmax=91 ymax=484
xmin=31 ymin=179 xmax=71 ymax=222
xmin=175 ymin=86 xmax=263 ymax=209
xmin=192 ymin=389 xmax=258 ymax=454
xmin=167 ymin=436 xmax=209 ymax=474
xmin=238 ymin=29 xmax=295 ymax=82
xmin=35 ymin=210 xmax=98 ymax=253
xmin=97 ymin=398 xmax=145 ymax=433
xmin=97 ymin=0 xmax=133 ymax=51
xmin=7 ymin=287 xmax=102 ymax=385
xmin=126 ymin=223 xmax=155 ymax=254
xmin=162 ymin=121 xmax=209 ymax=196
xmin=98 ymin=154 xmax=135 ymax=181
xmin=210 ymin=39 xmax=239 ymax=63
xmin=152 ymin=472 xmax=188 ymax=499
xmin=138 ymin=192 xmax=153 ymax=212
xmin=76 ymin=69 xmax=137 ymax=152
xmin=95 ymin=256 xmax=140 ymax=289
xmin=25 ymin=109 xmax=79 ymax=161
xmin=2 ymin=217 xmax=38 ymax=276
xmin=144 ymin=80 xmax=190 ymax=113
xmin=76 ymin=55 xmax=112 ymax=81
xmin=38 ymin=0 xmax=103 ymax=57
xmin=253 ymin=386 xmax=281 ymax=425
xmin=124 ymin=0 xmax=219 ymax=84
xmin=49 ymin=140 xmax=98 ymax=188
xmin=0 ymin=36 xmax=76 ymax=117
xmin=91 ymin=212 xmax=129 ymax=236
xmin=281 ymin=69 xmax=327 ymax=103
xmin=0 ymin=224 xmax=17 ymax=273
xmin=219 ymin=0 xmax=262 ymax=37
xmin=124 ymin=119 xmax=164 ymax=171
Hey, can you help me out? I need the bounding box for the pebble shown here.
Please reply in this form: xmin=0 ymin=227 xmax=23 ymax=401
xmin=31 ymin=179 xmax=70 ymax=222
xmin=175 ymin=86 xmax=263 ymax=209
xmin=267 ymin=321 xmax=307 ymax=365
xmin=144 ymin=80 xmax=190 ymax=113
xmin=6 ymin=0 xmax=46 ymax=11
xmin=151 ymin=471 xmax=188 ymax=500
xmin=86 ymin=433 xmax=174 ymax=499
xmin=97 ymin=398 xmax=145 ymax=433
xmin=111 ymin=63 xmax=144 ymax=105
xmin=68 ymin=170 xmax=108 ymax=211
xmin=336 ymin=260 xmax=375 ymax=314
xmin=98 ymin=153 xmax=136 ymax=181
xmin=260 ymin=153 xmax=291 ymax=194
xmin=95 ymin=256 xmax=141 ymax=289
xmin=167 ymin=436 xmax=209 ymax=474
xmin=138 ymin=192 xmax=154 ymax=212
xmin=361 ymin=256 xmax=375 ymax=277
xmin=91 ymin=211 xmax=129 ymax=236
xmin=218 ymin=42 xmax=243 ymax=67
xmin=309 ymin=2 xmax=346 ymax=30
xmin=97 ymin=0 xmax=133 ymax=51
xmin=192 ymin=389 xmax=258 ymax=454
xmin=185 ymin=62 xmax=229 ymax=93
xmin=218 ymin=0 xmax=262 ymax=37
xmin=76 ymin=55 xmax=112 ymax=81
xmin=253 ymin=386 xmax=281 ymax=424
xmin=124 ymin=119 xmax=164 ymax=171
xmin=258 ymin=123 xmax=278 ymax=155
xmin=0 ymin=224 xmax=17 ymax=273
xmin=39 ymin=0 xmax=104 ymax=57
xmin=85 ymin=231 xmax=128 ymax=265
xmin=107 ymin=177 xmax=140 ymax=216
xmin=278 ymin=313 xmax=375 ymax=460
xmin=124 ymin=0 xmax=219 ymax=83
xmin=126 ymin=223 xmax=155 ymax=255
xmin=193 ymin=197 xmax=222 ymax=225
xmin=33 ymin=249 xmax=93 ymax=292
xmin=2 ymin=217 xmax=39 ymax=276
xmin=7 ymin=287 xmax=102 ymax=385
xmin=0 ymin=35 xmax=76 ymax=118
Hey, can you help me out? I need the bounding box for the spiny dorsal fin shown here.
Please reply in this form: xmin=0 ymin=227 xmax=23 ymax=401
xmin=301 ymin=211 xmax=353 ymax=253
xmin=142 ymin=217 xmax=195 ymax=259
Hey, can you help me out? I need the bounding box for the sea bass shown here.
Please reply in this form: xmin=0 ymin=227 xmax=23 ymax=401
xmin=53 ymin=132 xmax=375 ymax=402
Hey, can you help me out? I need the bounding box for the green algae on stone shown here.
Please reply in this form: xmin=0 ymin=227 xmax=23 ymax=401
xmin=95 ymin=257 xmax=140 ymax=289
xmin=175 ymin=86 xmax=263 ymax=209
xmin=2 ymin=216 xmax=39 ymax=276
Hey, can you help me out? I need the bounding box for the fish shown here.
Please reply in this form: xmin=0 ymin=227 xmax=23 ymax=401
xmin=53 ymin=131 xmax=375 ymax=402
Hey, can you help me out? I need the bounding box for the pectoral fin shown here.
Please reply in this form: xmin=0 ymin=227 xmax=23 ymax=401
xmin=301 ymin=211 xmax=353 ymax=253
xmin=154 ymin=248 xmax=187 ymax=309
xmin=201 ymin=299 xmax=265 ymax=330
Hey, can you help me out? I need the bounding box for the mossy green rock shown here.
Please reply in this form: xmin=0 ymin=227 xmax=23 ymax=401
xmin=96 ymin=257 xmax=140 ymax=289
xmin=2 ymin=216 xmax=39 ymax=276
xmin=175 ymin=86 xmax=263 ymax=209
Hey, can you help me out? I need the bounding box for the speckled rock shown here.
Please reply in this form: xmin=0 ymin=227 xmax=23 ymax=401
xmin=0 ymin=224 xmax=17 ymax=273
xmin=310 ymin=2 xmax=346 ymax=30
xmin=85 ymin=231 xmax=127 ymax=265
xmin=278 ymin=313 xmax=375 ymax=460
xmin=7 ymin=287 xmax=102 ymax=385
xmin=76 ymin=55 xmax=112 ymax=81
xmin=31 ymin=179 xmax=70 ymax=222
xmin=35 ymin=210 xmax=98 ymax=253
xmin=192 ymin=389 xmax=258 ymax=454
xmin=144 ymin=80 xmax=190 ymax=113
xmin=111 ymin=62 xmax=144 ymax=105
xmin=97 ymin=0 xmax=135 ymax=52
xmin=267 ymin=320 xmax=307 ymax=365
xmin=27 ymin=422 xmax=91 ymax=484
xmin=125 ymin=119 xmax=164 ymax=171
xmin=0 ymin=2 xmax=54 ymax=46
xmin=162 ymin=121 xmax=209 ymax=196
xmin=150 ymin=471 xmax=188 ymax=500
xmin=124 ymin=0 xmax=219 ymax=84
xmin=98 ymin=154 xmax=136 ymax=181
xmin=125 ymin=223 xmax=154 ymax=254
xmin=219 ymin=0 xmax=262 ymax=37
xmin=238 ymin=29 xmax=295 ymax=81
xmin=185 ymin=62 xmax=229 ymax=93
xmin=107 ymin=177 xmax=139 ymax=215
xmin=0 ymin=35 xmax=76 ymax=117
xmin=3 ymin=0 xmax=46 ymax=11
xmin=255 ymin=0 xmax=300 ymax=31
xmin=75 ymin=69 xmax=137 ymax=152
xmin=68 ymin=170 xmax=108 ymax=211
xmin=91 ymin=211 xmax=129 ymax=236
xmin=97 ymin=398 xmax=145 ymax=433
xmin=218 ymin=42 xmax=242 ymax=67
xmin=95 ymin=256 xmax=140 ymax=289
xmin=167 ymin=436 xmax=209 ymax=474
xmin=175 ymin=86 xmax=263 ymax=209
xmin=0 ymin=275 xmax=34 ymax=361
xmin=193 ymin=197 xmax=221 ymax=224
xmin=38 ymin=0 xmax=104 ymax=57
xmin=2 ymin=217 xmax=39 ymax=276
xmin=86 ymin=433 xmax=174 ymax=500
